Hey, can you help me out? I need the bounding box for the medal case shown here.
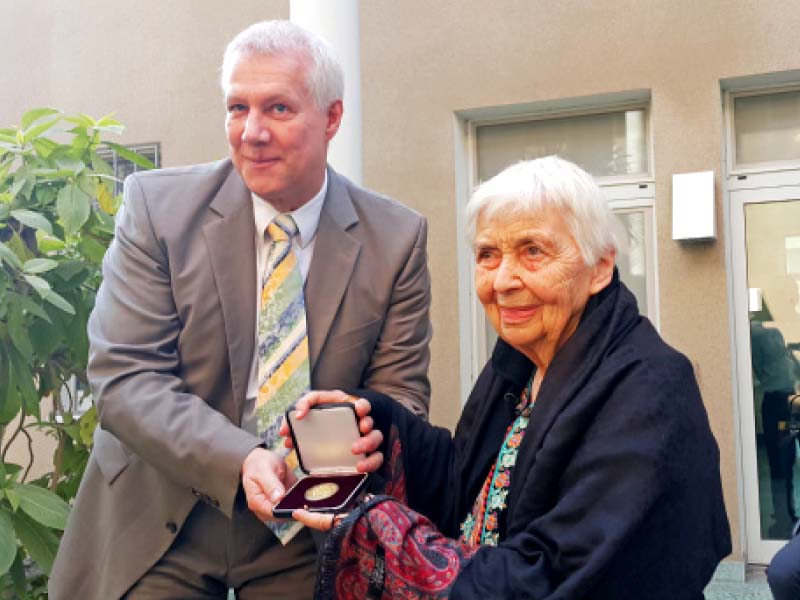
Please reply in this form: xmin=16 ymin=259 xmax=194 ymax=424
xmin=272 ymin=403 xmax=368 ymax=518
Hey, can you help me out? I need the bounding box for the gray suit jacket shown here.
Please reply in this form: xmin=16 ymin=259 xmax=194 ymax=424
xmin=49 ymin=159 xmax=432 ymax=599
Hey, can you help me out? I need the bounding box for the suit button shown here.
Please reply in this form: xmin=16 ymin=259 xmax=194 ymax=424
xmin=166 ymin=521 xmax=178 ymax=534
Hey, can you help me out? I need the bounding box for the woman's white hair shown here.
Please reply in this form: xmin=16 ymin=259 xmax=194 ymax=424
xmin=220 ymin=20 xmax=344 ymax=110
xmin=466 ymin=156 xmax=618 ymax=266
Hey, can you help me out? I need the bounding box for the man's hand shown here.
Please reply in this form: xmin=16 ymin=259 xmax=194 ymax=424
xmin=279 ymin=390 xmax=384 ymax=473
xmin=291 ymin=508 xmax=349 ymax=532
xmin=241 ymin=448 xmax=297 ymax=522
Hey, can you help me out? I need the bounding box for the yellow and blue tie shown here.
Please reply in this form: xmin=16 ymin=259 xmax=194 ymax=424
xmin=255 ymin=213 xmax=309 ymax=543
xmin=255 ymin=213 xmax=310 ymax=448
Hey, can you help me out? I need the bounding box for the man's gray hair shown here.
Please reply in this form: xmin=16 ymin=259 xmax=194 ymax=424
xmin=220 ymin=20 xmax=344 ymax=110
xmin=466 ymin=156 xmax=618 ymax=266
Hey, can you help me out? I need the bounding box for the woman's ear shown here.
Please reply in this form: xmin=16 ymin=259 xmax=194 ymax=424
xmin=588 ymin=248 xmax=616 ymax=295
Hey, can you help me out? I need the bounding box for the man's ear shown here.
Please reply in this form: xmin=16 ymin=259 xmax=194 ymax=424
xmin=325 ymin=100 xmax=344 ymax=141
xmin=589 ymin=248 xmax=616 ymax=295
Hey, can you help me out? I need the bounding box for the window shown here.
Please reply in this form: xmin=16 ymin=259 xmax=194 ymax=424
xmin=733 ymin=89 xmax=800 ymax=168
xmin=476 ymin=107 xmax=648 ymax=181
xmin=97 ymin=143 xmax=161 ymax=194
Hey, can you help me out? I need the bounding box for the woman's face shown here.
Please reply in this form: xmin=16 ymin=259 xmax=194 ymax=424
xmin=474 ymin=205 xmax=614 ymax=367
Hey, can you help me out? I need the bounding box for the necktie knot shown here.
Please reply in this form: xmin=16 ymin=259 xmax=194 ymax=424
xmin=267 ymin=213 xmax=298 ymax=243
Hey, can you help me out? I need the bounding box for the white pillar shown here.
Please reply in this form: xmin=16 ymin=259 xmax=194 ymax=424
xmin=290 ymin=0 xmax=362 ymax=184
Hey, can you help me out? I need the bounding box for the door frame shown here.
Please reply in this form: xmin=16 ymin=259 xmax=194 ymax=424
xmin=729 ymin=177 xmax=800 ymax=563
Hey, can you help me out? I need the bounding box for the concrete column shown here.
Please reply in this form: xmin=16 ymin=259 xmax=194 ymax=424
xmin=290 ymin=0 xmax=362 ymax=184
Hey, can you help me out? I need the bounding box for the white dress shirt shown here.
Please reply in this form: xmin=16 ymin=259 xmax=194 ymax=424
xmin=242 ymin=173 xmax=328 ymax=432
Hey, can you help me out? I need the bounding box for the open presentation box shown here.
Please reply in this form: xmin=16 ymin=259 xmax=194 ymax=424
xmin=273 ymin=403 xmax=368 ymax=518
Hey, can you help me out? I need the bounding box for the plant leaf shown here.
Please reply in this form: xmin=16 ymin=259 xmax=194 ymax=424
xmin=90 ymin=152 xmax=114 ymax=176
xmin=0 ymin=243 xmax=22 ymax=269
xmin=23 ymin=118 xmax=61 ymax=144
xmin=13 ymin=484 xmax=70 ymax=530
xmin=94 ymin=122 xmax=125 ymax=135
xmin=20 ymin=108 xmax=60 ymax=131
xmin=10 ymin=209 xmax=53 ymax=235
xmin=78 ymin=407 xmax=98 ymax=447
xmin=30 ymin=167 xmax=75 ymax=179
xmin=43 ymin=289 xmax=75 ymax=315
xmin=7 ymin=304 xmax=32 ymax=361
xmin=31 ymin=136 xmax=59 ymax=158
xmin=22 ymin=258 xmax=58 ymax=274
xmin=36 ymin=232 xmax=66 ymax=252
xmin=96 ymin=179 xmax=117 ymax=214
xmin=53 ymin=260 xmax=85 ymax=282
xmin=0 ymin=156 xmax=14 ymax=181
xmin=0 ymin=350 xmax=9 ymax=424
xmin=0 ymin=347 xmax=21 ymax=426
xmin=63 ymin=114 xmax=95 ymax=129
xmin=0 ymin=509 xmax=16 ymax=575
xmin=11 ymin=509 xmax=59 ymax=575
xmin=22 ymin=274 xmax=50 ymax=296
xmin=96 ymin=113 xmax=123 ymax=129
xmin=8 ymin=550 xmax=27 ymax=598
xmin=29 ymin=317 xmax=62 ymax=359
xmin=56 ymin=183 xmax=91 ymax=236
xmin=54 ymin=156 xmax=85 ymax=175
xmin=5 ymin=486 xmax=21 ymax=512
xmin=104 ymin=141 xmax=155 ymax=169
xmin=9 ymin=292 xmax=51 ymax=323
xmin=6 ymin=346 xmax=38 ymax=418
xmin=6 ymin=233 xmax=32 ymax=263
xmin=77 ymin=237 xmax=107 ymax=264
xmin=1 ymin=463 xmax=23 ymax=483
xmin=9 ymin=175 xmax=26 ymax=199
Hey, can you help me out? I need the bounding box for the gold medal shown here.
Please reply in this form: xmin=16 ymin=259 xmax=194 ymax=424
xmin=304 ymin=482 xmax=339 ymax=502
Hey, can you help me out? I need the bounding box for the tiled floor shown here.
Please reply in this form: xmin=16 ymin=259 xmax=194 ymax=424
xmin=704 ymin=565 xmax=772 ymax=600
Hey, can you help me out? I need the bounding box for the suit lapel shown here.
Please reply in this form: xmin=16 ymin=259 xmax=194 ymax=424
xmin=203 ymin=169 xmax=257 ymax=413
xmin=306 ymin=169 xmax=361 ymax=370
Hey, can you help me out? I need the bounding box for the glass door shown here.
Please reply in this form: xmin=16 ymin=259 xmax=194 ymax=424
xmin=731 ymin=185 xmax=800 ymax=563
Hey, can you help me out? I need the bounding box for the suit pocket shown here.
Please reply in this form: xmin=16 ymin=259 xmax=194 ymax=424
xmin=93 ymin=427 xmax=131 ymax=484
xmin=326 ymin=316 xmax=383 ymax=355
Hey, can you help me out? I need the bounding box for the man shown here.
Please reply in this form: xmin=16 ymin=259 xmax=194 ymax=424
xmin=50 ymin=20 xmax=431 ymax=599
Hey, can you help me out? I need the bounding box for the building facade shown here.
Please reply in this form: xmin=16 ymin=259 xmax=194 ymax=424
xmin=5 ymin=0 xmax=800 ymax=578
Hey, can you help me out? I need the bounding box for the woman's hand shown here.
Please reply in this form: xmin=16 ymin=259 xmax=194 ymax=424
xmin=279 ymin=390 xmax=384 ymax=473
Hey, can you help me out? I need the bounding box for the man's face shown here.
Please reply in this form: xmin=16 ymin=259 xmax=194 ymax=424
xmin=225 ymin=52 xmax=342 ymax=211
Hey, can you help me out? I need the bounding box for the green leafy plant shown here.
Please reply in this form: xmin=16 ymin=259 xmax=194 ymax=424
xmin=0 ymin=108 xmax=153 ymax=597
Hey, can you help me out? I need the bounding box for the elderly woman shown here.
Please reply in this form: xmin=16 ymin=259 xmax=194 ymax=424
xmin=289 ymin=156 xmax=731 ymax=599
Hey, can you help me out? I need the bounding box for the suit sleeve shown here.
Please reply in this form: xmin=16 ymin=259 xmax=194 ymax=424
xmin=361 ymin=217 xmax=432 ymax=417
xmin=88 ymin=175 xmax=260 ymax=518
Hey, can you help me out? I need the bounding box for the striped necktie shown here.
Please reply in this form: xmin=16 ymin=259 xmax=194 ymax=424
xmin=255 ymin=213 xmax=309 ymax=543
xmin=255 ymin=213 xmax=310 ymax=448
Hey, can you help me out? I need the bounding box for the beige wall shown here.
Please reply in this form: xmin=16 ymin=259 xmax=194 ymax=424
xmin=6 ymin=0 xmax=800 ymax=566
xmin=1 ymin=0 xmax=289 ymax=164
xmin=359 ymin=0 xmax=800 ymax=562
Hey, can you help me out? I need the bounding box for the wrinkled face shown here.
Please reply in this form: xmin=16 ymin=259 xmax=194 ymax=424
xmin=474 ymin=205 xmax=613 ymax=367
xmin=225 ymin=52 xmax=342 ymax=211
